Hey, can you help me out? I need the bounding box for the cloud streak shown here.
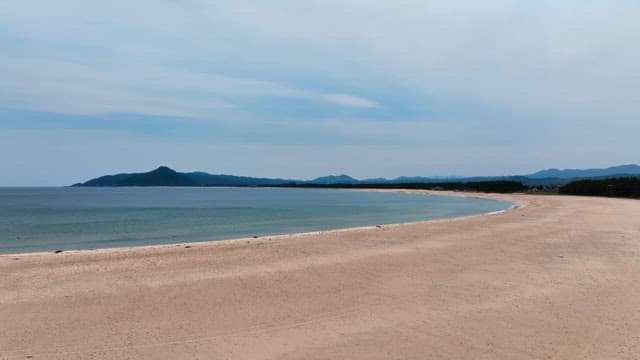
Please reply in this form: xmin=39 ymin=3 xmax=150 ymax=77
xmin=0 ymin=54 xmax=379 ymax=118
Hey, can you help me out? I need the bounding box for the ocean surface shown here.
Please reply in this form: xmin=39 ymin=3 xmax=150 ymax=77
xmin=0 ymin=187 xmax=511 ymax=254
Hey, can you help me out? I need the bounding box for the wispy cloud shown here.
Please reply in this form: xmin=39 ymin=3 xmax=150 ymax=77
xmin=0 ymin=53 xmax=379 ymax=118
xmin=323 ymin=94 xmax=379 ymax=108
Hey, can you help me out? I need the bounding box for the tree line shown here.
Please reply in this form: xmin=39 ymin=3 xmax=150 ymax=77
xmin=559 ymin=177 xmax=640 ymax=198
xmin=267 ymin=180 xmax=526 ymax=193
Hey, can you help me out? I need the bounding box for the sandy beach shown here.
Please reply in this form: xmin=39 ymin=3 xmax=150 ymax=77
xmin=1 ymin=192 xmax=639 ymax=359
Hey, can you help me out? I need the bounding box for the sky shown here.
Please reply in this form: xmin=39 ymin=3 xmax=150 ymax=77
xmin=1 ymin=0 xmax=639 ymax=185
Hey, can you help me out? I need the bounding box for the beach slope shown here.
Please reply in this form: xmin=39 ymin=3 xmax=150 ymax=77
xmin=1 ymin=194 xmax=640 ymax=359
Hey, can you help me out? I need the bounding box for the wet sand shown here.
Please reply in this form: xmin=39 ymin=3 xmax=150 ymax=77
xmin=1 ymin=193 xmax=639 ymax=359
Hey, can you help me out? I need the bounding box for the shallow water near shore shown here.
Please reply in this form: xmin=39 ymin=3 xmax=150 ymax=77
xmin=0 ymin=187 xmax=510 ymax=254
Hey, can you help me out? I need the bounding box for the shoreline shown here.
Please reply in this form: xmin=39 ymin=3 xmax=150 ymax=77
xmin=3 ymin=193 xmax=639 ymax=359
xmin=0 ymin=189 xmax=517 ymax=258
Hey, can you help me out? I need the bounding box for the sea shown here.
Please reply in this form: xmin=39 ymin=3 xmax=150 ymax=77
xmin=0 ymin=187 xmax=511 ymax=254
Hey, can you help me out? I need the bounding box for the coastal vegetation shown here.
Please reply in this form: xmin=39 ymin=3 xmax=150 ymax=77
xmin=272 ymin=181 xmax=527 ymax=194
xmin=559 ymin=177 xmax=640 ymax=199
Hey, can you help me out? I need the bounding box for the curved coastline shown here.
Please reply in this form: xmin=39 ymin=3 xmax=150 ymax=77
xmin=0 ymin=189 xmax=516 ymax=257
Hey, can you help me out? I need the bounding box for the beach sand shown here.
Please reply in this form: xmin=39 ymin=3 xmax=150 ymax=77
xmin=1 ymin=193 xmax=640 ymax=359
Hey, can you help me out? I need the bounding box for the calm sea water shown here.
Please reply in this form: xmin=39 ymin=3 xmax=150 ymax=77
xmin=0 ymin=187 xmax=511 ymax=254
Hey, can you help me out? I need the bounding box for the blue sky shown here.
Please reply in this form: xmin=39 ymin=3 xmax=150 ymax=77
xmin=1 ymin=1 xmax=639 ymax=185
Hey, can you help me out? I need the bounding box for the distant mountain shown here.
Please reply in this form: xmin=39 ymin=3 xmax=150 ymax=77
xmin=185 ymin=172 xmax=291 ymax=186
xmin=74 ymin=167 xmax=295 ymax=187
xmin=73 ymin=164 xmax=640 ymax=188
xmin=74 ymin=166 xmax=199 ymax=187
xmin=309 ymin=174 xmax=359 ymax=185
xmin=527 ymin=164 xmax=640 ymax=179
xmin=360 ymin=177 xmax=392 ymax=184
